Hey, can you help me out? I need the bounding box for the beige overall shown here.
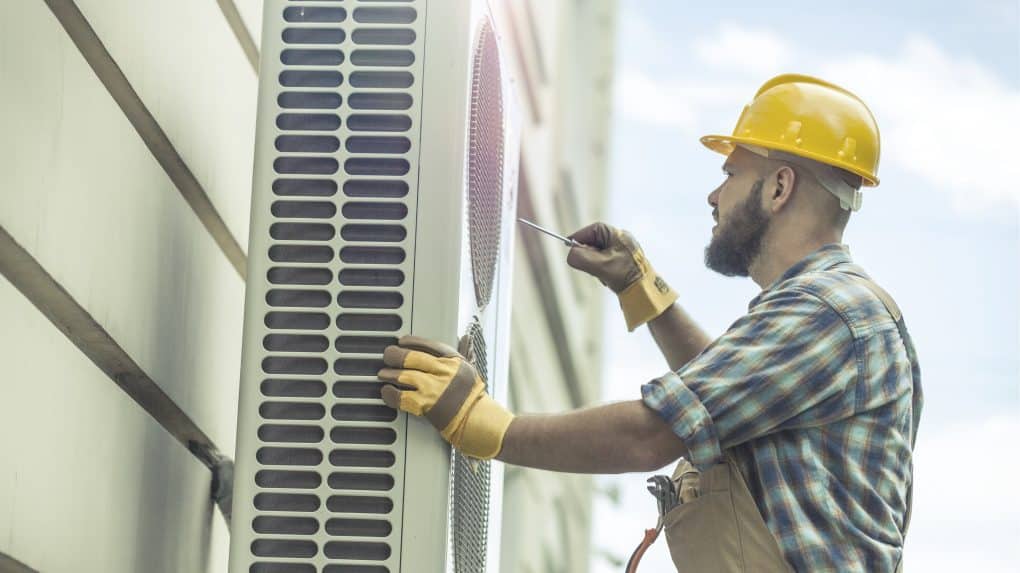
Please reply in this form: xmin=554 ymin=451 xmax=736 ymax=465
xmin=655 ymin=277 xmax=913 ymax=572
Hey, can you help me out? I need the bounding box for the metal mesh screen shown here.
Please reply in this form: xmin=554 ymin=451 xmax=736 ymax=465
xmin=450 ymin=318 xmax=491 ymax=573
xmin=467 ymin=19 xmax=505 ymax=309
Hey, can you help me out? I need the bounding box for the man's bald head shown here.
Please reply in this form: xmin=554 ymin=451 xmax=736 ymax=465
xmin=739 ymin=146 xmax=861 ymax=232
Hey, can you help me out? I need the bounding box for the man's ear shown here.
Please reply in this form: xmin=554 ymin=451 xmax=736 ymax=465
xmin=768 ymin=165 xmax=797 ymax=213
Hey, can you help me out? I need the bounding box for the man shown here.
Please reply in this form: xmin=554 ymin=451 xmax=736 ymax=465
xmin=378 ymin=74 xmax=923 ymax=572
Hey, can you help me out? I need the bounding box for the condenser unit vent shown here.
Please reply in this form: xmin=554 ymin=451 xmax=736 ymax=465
xmin=467 ymin=19 xmax=505 ymax=309
xmin=451 ymin=317 xmax=491 ymax=573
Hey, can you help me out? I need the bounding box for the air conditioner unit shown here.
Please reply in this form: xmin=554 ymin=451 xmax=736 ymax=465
xmin=229 ymin=1 xmax=520 ymax=572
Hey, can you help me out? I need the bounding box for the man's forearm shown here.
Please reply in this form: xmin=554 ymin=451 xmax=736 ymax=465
xmin=495 ymin=400 xmax=688 ymax=474
xmin=648 ymin=303 xmax=713 ymax=371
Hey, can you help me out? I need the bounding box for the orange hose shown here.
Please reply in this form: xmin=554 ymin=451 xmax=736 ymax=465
xmin=625 ymin=527 xmax=661 ymax=573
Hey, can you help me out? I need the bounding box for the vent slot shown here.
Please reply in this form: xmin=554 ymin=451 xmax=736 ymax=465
xmin=274 ymin=157 xmax=339 ymax=175
xmin=330 ymin=450 xmax=396 ymax=468
xmin=255 ymin=493 xmax=322 ymax=512
xmin=252 ymin=562 xmax=315 ymax=573
xmin=269 ymin=245 xmax=334 ymax=263
xmin=262 ymin=356 xmax=329 ymax=375
xmin=353 ymin=7 xmax=416 ymax=24
xmin=272 ymin=201 xmax=337 ymax=218
xmin=254 ymin=516 xmax=320 ymax=535
xmin=266 ymin=289 xmax=331 ymax=308
xmin=348 ymin=93 xmax=413 ymax=111
xmin=326 ymin=496 xmax=394 ymax=514
xmin=344 ymin=158 xmax=410 ymax=176
xmin=335 ymin=335 xmax=398 ymax=354
xmin=347 ymin=114 xmax=411 ymax=132
xmin=278 ymin=92 xmax=343 ymax=110
xmin=259 ymin=402 xmax=327 ymax=420
xmin=336 ymin=313 xmax=402 ymax=332
xmin=349 ymin=71 xmax=414 ymax=88
xmin=279 ymin=70 xmax=343 ymax=88
xmin=352 ymin=28 xmax=415 ymax=45
xmin=338 ymin=268 xmax=405 ymax=286
xmin=269 ymin=267 xmax=332 ymax=285
xmin=331 ymin=426 xmax=397 ymax=445
xmin=350 ymin=50 xmax=414 ymax=67
xmin=270 ymin=223 xmax=336 ymax=242
xmin=342 ymin=202 xmax=407 ymax=220
xmin=334 ymin=358 xmax=385 ymax=376
xmin=324 ymin=542 xmax=391 ymax=561
xmin=259 ymin=424 xmax=326 ymax=444
xmin=256 ymin=447 xmax=324 ymax=466
xmin=256 ymin=470 xmax=323 ymax=490
xmin=339 ymin=247 xmax=405 ymax=264
xmin=338 ymin=291 xmax=403 ymax=309
xmin=332 ymin=404 xmax=397 ymax=422
xmin=276 ymin=135 xmax=341 ymax=153
xmin=274 ymin=178 xmax=338 ymax=197
xmin=340 ymin=225 xmax=406 ymax=243
xmin=343 ymin=180 xmax=409 ymax=198
xmin=261 ymin=379 xmax=328 ymax=398
xmin=322 ymin=566 xmax=388 ymax=573
xmin=345 ymin=136 xmax=411 ymax=153
xmin=333 ymin=381 xmax=384 ymax=399
xmin=268 ymin=267 xmax=333 ymax=285
xmin=264 ymin=311 xmax=330 ymax=330
xmin=283 ymin=6 xmax=347 ymax=22
xmin=276 ymin=113 xmax=342 ymax=131
xmin=264 ymin=334 xmax=330 ymax=352
xmin=281 ymin=49 xmax=345 ymax=66
xmin=251 ymin=540 xmax=317 ymax=558
xmin=325 ymin=518 xmax=392 ymax=537
xmin=328 ymin=472 xmax=395 ymax=491
xmin=283 ymin=27 xmax=346 ymax=45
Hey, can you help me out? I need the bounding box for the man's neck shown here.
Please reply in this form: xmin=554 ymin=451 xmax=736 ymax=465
xmin=749 ymin=231 xmax=842 ymax=289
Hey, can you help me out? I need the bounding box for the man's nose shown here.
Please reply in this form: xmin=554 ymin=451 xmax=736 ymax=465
xmin=707 ymin=185 xmax=721 ymax=207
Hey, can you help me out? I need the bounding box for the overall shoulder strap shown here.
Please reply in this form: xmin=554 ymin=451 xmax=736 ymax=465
xmin=842 ymin=270 xmax=914 ymax=561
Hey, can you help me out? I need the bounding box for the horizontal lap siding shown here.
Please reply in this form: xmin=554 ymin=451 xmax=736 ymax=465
xmin=0 ymin=0 xmax=244 ymax=467
xmin=74 ymin=0 xmax=259 ymax=247
xmin=0 ymin=276 xmax=230 ymax=573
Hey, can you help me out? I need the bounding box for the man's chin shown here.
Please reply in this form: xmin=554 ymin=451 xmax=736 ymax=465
xmin=704 ymin=239 xmax=750 ymax=277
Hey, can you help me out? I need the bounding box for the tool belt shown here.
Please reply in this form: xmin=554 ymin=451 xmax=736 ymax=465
xmin=626 ymin=450 xmax=793 ymax=573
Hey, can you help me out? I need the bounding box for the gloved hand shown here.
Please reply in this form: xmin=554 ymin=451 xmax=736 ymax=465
xmin=567 ymin=222 xmax=678 ymax=332
xmin=377 ymin=335 xmax=514 ymax=460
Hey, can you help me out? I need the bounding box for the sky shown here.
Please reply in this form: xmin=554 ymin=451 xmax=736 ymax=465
xmin=588 ymin=1 xmax=1020 ymax=571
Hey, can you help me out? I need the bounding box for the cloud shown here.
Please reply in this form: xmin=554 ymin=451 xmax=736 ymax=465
xmin=822 ymin=35 xmax=1020 ymax=209
xmin=904 ymin=415 xmax=1020 ymax=570
xmin=613 ymin=18 xmax=1020 ymax=210
xmin=693 ymin=21 xmax=791 ymax=77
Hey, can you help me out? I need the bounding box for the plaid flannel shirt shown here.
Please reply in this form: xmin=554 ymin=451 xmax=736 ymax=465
xmin=642 ymin=244 xmax=923 ymax=572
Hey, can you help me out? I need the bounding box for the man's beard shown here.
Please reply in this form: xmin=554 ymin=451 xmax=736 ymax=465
xmin=704 ymin=178 xmax=770 ymax=277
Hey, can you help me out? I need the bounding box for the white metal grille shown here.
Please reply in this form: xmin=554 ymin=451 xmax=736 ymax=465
xmin=233 ymin=1 xmax=427 ymax=571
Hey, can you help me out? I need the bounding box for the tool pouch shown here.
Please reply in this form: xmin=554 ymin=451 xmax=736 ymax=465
xmin=662 ymin=454 xmax=793 ymax=572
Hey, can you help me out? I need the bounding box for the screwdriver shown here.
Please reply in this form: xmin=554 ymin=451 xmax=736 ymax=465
xmin=517 ymin=218 xmax=584 ymax=248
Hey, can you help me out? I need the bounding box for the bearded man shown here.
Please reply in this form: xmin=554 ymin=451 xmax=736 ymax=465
xmin=378 ymin=74 xmax=923 ymax=572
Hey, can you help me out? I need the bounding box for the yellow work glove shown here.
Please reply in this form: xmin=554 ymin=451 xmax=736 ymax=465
xmin=567 ymin=222 xmax=678 ymax=332
xmin=377 ymin=335 xmax=514 ymax=460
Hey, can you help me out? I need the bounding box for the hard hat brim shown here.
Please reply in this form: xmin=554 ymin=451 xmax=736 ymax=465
xmin=700 ymin=134 xmax=879 ymax=187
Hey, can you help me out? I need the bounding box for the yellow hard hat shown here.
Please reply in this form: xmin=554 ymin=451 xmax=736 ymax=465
xmin=701 ymin=73 xmax=881 ymax=186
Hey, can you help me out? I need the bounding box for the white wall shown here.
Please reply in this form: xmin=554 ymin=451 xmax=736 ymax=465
xmin=0 ymin=1 xmax=257 ymax=570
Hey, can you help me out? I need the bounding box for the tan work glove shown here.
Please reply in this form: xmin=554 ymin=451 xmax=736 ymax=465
xmin=377 ymin=335 xmax=514 ymax=460
xmin=567 ymin=222 xmax=678 ymax=332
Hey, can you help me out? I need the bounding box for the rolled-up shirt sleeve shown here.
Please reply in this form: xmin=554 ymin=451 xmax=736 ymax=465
xmin=641 ymin=287 xmax=856 ymax=471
